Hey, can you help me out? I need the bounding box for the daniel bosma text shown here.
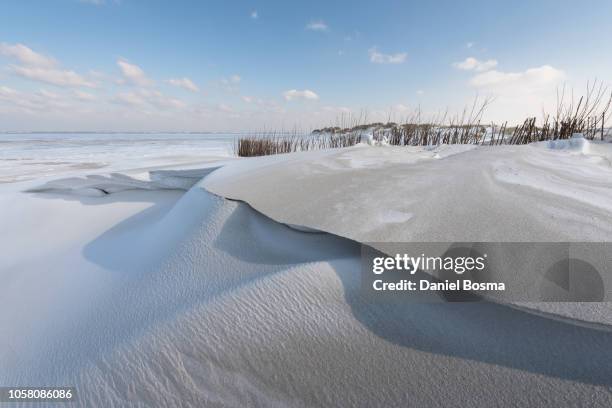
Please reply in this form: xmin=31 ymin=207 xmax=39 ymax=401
xmin=373 ymin=279 xmax=506 ymax=292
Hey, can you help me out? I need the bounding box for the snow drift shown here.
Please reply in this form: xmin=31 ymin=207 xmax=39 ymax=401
xmin=2 ymin=141 xmax=612 ymax=406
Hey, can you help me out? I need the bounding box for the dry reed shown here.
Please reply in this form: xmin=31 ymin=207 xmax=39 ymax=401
xmin=236 ymin=81 xmax=611 ymax=157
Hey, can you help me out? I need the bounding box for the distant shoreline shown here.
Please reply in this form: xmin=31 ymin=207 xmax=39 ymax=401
xmin=0 ymin=131 xmax=245 ymax=135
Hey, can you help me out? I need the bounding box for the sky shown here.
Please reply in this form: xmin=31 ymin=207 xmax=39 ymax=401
xmin=1 ymin=0 xmax=612 ymax=132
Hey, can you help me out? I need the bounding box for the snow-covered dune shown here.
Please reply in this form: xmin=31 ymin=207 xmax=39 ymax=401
xmin=203 ymin=141 xmax=612 ymax=326
xmin=204 ymin=141 xmax=612 ymax=242
xmin=2 ymin=139 xmax=612 ymax=406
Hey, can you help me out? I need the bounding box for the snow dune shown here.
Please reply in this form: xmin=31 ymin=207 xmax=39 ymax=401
xmin=2 ymin=139 xmax=612 ymax=406
xmin=204 ymin=141 xmax=612 ymax=242
xmin=204 ymin=141 xmax=612 ymax=325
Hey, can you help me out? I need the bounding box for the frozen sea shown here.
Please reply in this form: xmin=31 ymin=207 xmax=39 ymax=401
xmin=0 ymin=133 xmax=236 ymax=183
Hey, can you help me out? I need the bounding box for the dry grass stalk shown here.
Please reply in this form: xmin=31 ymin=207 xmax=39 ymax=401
xmin=236 ymin=82 xmax=611 ymax=157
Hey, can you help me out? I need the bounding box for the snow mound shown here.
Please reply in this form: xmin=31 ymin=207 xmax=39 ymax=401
xmin=5 ymin=143 xmax=612 ymax=405
xmin=3 ymin=177 xmax=612 ymax=405
xmin=26 ymin=166 xmax=220 ymax=196
xmin=203 ymin=143 xmax=612 ymax=325
xmin=360 ymin=133 xmax=375 ymax=145
xmin=547 ymin=133 xmax=590 ymax=153
xmin=204 ymin=144 xmax=612 ymax=242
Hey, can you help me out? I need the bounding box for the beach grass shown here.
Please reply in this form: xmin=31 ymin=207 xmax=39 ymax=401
xmin=236 ymin=82 xmax=612 ymax=157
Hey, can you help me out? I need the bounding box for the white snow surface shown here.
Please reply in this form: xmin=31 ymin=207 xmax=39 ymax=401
xmin=203 ymin=142 xmax=612 ymax=325
xmin=2 ymin=139 xmax=612 ymax=406
xmin=0 ymin=132 xmax=235 ymax=183
xmin=204 ymin=142 xmax=612 ymax=242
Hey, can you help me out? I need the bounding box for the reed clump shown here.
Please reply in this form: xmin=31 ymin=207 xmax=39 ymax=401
xmin=497 ymin=81 xmax=611 ymax=145
xmin=235 ymin=131 xmax=360 ymax=157
xmin=236 ymin=81 xmax=611 ymax=157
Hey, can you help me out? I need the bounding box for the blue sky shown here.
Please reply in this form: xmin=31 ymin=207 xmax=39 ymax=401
xmin=1 ymin=0 xmax=611 ymax=131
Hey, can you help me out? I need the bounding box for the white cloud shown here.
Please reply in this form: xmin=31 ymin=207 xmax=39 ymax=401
xmin=0 ymin=86 xmax=84 ymax=114
xmin=250 ymin=10 xmax=258 ymax=19
xmin=283 ymin=89 xmax=319 ymax=101
xmin=117 ymin=59 xmax=153 ymax=86
xmin=166 ymin=77 xmax=199 ymax=92
xmin=0 ymin=43 xmax=56 ymax=68
xmin=306 ymin=20 xmax=328 ymax=32
xmin=416 ymin=90 xmax=425 ymax=95
xmin=368 ymin=47 xmax=407 ymax=64
xmin=467 ymin=65 xmax=566 ymax=124
xmin=466 ymin=42 xmax=474 ymax=49
xmin=0 ymin=83 xmax=329 ymax=131
xmin=114 ymin=88 xmax=186 ymax=110
xmin=457 ymin=60 xmax=566 ymax=121
xmin=469 ymin=65 xmax=565 ymax=89
xmin=10 ymin=65 xmax=97 ymax=88
xmin=453 ymin=57 xmax=498 ymax=72
xmin=0 ymin=43 xmax=96 ymax=88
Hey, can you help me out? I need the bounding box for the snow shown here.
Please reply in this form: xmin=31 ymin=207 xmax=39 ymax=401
xmin=547 ymin=132 xmax=590 ymax=153
xmin=204 ymin=143 xmax=612 ymax=242
xmin=2 ymin=135 xmax=612 ymax=406
xmin=204 ymin=142 xmax=612 ymax=324
xmin=360 ymin=133 xmax=375 ymax=145
xmin=0 ymin=132 xmax=234 ymax=183
xmin=26 ymin=165 xmax=222 ymax=196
